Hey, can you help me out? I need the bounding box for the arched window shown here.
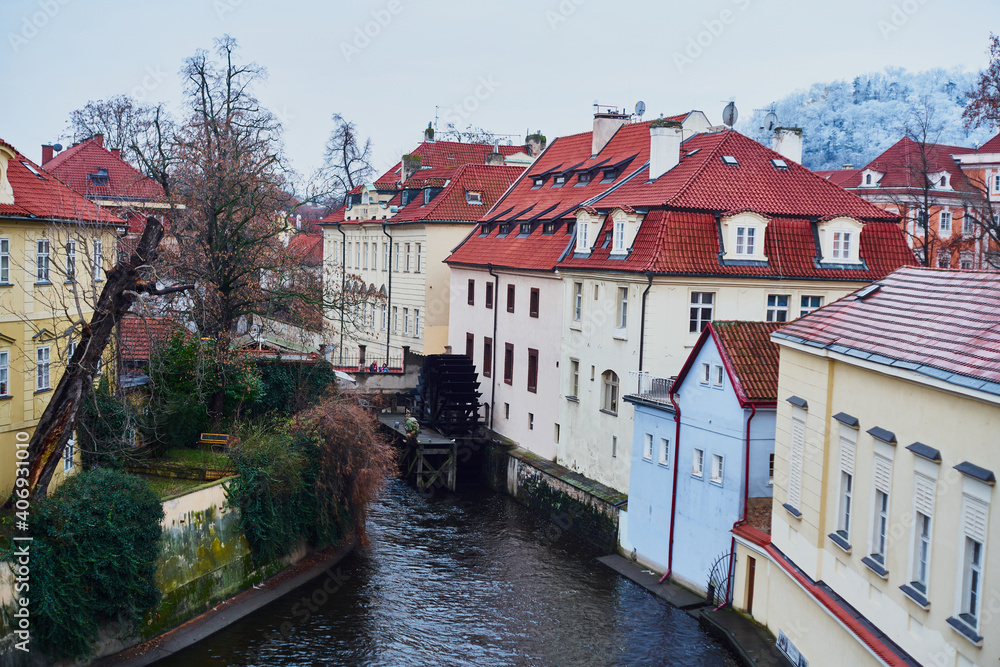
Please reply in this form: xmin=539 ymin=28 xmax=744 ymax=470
xmin=602 ymin=370 xmax=619 ymax=414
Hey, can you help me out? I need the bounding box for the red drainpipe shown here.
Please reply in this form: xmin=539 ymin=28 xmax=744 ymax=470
xmin=722 ymin=402 xmax=757 ymax=606
xmin=659 ymin=390 xmax=683 ymax=584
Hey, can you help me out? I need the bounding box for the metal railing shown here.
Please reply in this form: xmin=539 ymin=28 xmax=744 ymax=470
xmin=627 ymin=370 xmax=674 ymax=404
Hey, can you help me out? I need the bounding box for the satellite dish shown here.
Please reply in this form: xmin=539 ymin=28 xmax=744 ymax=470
xmin=52 ymin=143 xmax=63 ymax=152
xmin=722 ymin=102 xmax=738 ymax=128
xmin=635 ymin=101 xmax=646 ymax=118
xmin=762 ymin=112 xmax=778 ymax=132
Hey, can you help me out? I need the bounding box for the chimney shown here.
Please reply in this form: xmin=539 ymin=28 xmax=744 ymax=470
xmin=841 ymin=163 xmax=854 ymax=170
xmin=94 ymin=134 xmax=104 ymax=148
xmin=772 ymin=128 xmax=803 ymax=164
xmin=592 ymin=112 xmax=628 ymax=156
xmin=41 ymin=145 xmax=54 ymax=165
xmin=111 ymin=148 xmax=121 ymax=159
xmin=424 ymin=122 xmax=435 ymax=143
xmin=486 ymin=143 xmax=503 ymax=166
xmin=526 ymin=131 xmax=546 ymax=157
xmin=402 ymin=154 xmax=422 ymax=183
xmin=648 ymin=122 xmax=683 ymax=180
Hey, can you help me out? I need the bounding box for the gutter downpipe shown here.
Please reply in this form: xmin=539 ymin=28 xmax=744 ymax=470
xmin=718 ymin=402 xmax=757 ymax=610
xmin=638 ymin=272 xmax=653 ymax=371
xmin=659 ymin=390 xmax=683 ymax=584
xmin=381 ymin=222 xmax=393 ymax=366
xmin=335 ymin=222 xmax=346 ymax=366
xmin=487 ymin=263 xmax=499 ymax=432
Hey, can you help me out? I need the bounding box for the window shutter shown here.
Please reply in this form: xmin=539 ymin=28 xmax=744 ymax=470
xmin=839 ymin=435 xmax=855 ymax=473
xmin=873 ymin=455 xmax=892 ymax=494
xmin=788 ymin=417 xmax=805 ymax=509
xmin=914 ymin=474 xmax=936 ymax=517
xmin=963 ymin=495 xmax=989 ymax=544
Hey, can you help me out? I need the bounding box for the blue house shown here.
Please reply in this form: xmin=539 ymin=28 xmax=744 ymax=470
xmin=622 ymin=321 xmax=780 ymax=598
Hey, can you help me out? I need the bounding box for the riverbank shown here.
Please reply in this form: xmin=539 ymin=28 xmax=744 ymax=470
xmin=597 ymin=554 xmax=789 ymax=667
xmin=94 ymin=542 xmax=354 ymax=667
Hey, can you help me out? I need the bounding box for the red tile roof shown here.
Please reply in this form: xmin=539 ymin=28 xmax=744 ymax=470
xmin=119 ymin=315 xmax=186 ymax=362
xmin=712 ymin=321 xmax=783 ymax=404
xmin=980 ymin=133 xmax=1000 ymax=154
xmin=815 ymin=168 xmax=862 ymax=188
xmin=0 ymin=138 xmax=122 ymax=225
xmin=774 ymin=266 xmax=1000 ymax=391
xmin=857 ymin=136 xmax=978 ymax=194
xmin=287 ymin=231 xmax=323 ymax=266
xmin=42 ymin=135 xmax=164 ymax=202
xmin=391 ymin=164 xmax=523 ymax=223
xmin=374 ymin=140 xmax=528 ymax=188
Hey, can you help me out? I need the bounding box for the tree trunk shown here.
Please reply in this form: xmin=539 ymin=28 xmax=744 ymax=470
xmin=6 ymin=217 xmax=191 ymax=505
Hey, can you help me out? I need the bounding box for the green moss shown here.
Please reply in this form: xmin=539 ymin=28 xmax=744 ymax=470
xmin=650 ymin=118 xmax=682 ymax=128
xmin=774 ymin=126 xmax=803 ymax=135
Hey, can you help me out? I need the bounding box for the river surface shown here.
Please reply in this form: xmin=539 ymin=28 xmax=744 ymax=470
xmin=157 ymin=479 xmax=738 ymax=666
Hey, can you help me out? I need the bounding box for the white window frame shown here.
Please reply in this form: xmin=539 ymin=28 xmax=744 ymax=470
xmin=403 ymin=307 xmax=409 ymax=334
xmin=573 ymin=282 xmax=583 ymax=322
xmin=612 ymin=218 xmax=626 ymax=253
xmin=92 ymin=239 xmax=103 ymax=282
xmin=735 ymin=225 xmax=756 ymax=256
xmin=692 ymin=448 xmax=704 ymax=478
xmin=392 ymin=306 xmax=398 ymax=333
xmin=800 ymin=295 xmax=822 ymax=318
xmin=711 ymin=454 xmax=724 ymax=485
xmin=36 ymin=239 xmax=50 ymax=283
xmin=569 ymin=358 xmax=580 ymax=398
xmin=0 ymin=350 xmax=8 ymax=396
xmin=700 ymin=362 xmax=711 ymax=385
xmin=956 ymin=490 xmax=989 ymax=629
xmin=689 ymin=292 xmax=714 ymax=333
xmin=713 ymin=364 xmax=724 ymax=388
xmin=383 ymin=242 xmax=389 ymax=271
xmin=36 ymin=346 xmax=50 ymax=391
xmin=66 ymin=240 xmax=77 ymax=282
xmin=414 ymin=309 xmax=420 ymax=338
xmin=787 ymin=410 xmax=806 ymax=511
xmin=962 ymin=215 xmax=976 ymax=235
xmin=939 ymin=210 xmax=952 ymax=233
xmin=601 ymin=370 xmax=619 ymax=414
xmin=415 ymin=243 xmax=422 ymax=273
xmin=395 ymin=243 xmax=401 ymax=271
xmin=832 ymin=231 xmax=852 ymax=261
xmin=643 ymin=433 xmax=653 ymax=461
xmin=766 ymin=294 xmax=790 ymax=322
xmin=404 ymin=243 xmax=411 ymax=272
xmin=616 ymin=287 xmax=628 ymax=329
xmin=659 ymin=437 xmax=671 ymax=466
xmin=381 ymin=305 xmax=387 ymax=331
xmin=836 ymin=427 xmax=856 ymax=541
xmin=576 ymin=218 xmax=589 ymax=253
xmin=63 ymin=434 xmax=75 ymax=472
xmin=0 ymin=238 xmax=8 ymax=284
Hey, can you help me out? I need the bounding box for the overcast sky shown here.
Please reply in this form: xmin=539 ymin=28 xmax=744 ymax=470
xmin=2 ymin=0 xmax=996 ymax=182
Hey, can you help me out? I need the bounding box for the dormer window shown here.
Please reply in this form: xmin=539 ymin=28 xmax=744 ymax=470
xmin=576 ymin=218 xmax=590 ymax=253
xmin=612 ymin=218 xmax=626 ymax=254
xmin=543 ymin=222 xmax=557 ymax=235
xmin=88 ymin=168 xmax=109 ymax=186
xmin=601 ymin=168 xmax=617 ymax=183
xmin=423 ymin=189 xmax=431 ymax=205
xmin=721 ymin=156 xmax=739 ymax=166
xmin=552 ymin=175 xmax=566 ymax=188
xmin=532 ymin=177 xmax=545 ymax=189
xmin=498 ymin=223 xmax=511 ymax=235
xmin=519 ymin=222 xmax=531 ymax=235
xmin=577 ymin=172 xmax=591 ymax=185
xmin=721 ymin=213 xmax=768 ymax=262
xmin=401 ymin=191 xmax=409 ymax=206
xmin=466 ymin=191 xmax=482 ymax=205
xmin=930 ymin=171 xmax=951 ymax=189
xmin=818 ymin=217 xmax=864 ymax=265
xmin=865 ymin=173 xmax=872 ymax=185
xmin=860 ymin=169 xmax=882 ymax=188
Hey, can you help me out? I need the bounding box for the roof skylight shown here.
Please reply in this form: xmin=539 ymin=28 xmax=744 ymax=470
xmin=721 ymin=156 xmax=739 ymax=166
xmin=770 ymin=158 xmax=788 ymax=170
xmin=21 ymin=161 xmax=45 ymax=179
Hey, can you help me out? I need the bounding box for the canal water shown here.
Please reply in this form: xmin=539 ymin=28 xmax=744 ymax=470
xmin=157 ymin=479 xmax=738 ymax=666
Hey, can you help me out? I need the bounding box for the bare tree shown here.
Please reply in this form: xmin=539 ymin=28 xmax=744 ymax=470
xmin=319 ymin=113 xmax=374 ymax=206
xmin=66 ymin=95 xmax=160 ymax=167
xmin=963 ymin=33 xmax=1000 ymax=133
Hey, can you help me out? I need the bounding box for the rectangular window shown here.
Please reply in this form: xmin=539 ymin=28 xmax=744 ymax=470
xmin=404 ymin=243 xmax=411 ymax=272
xmin=613 ymin=219 xmax=625 ymax=252
xmin=36 ymin=346 xmax=50 ymax=391
xmin=403 ymin=308 xmax=409 ymax=335
xmin=504 ymin=403 xmax=509 ymax=419
xmin=939 ymin=211 xmax=952 ymax=233
xmin=65 ymin=240 xmax=77 ymax=281
xmin=555 ymin=424 xmax=560 ymax=443
xmin=0 ymin=350 xmax=7 ymax=395
xmin=576 ymin=220 xmax=589 ymax=252
xmin=527 ymin=348 xmax=538 ymax=393
xmin=465 ymin=333 xmax=474 ymax=360
xmin=504 ymin=343 xmax=514 ymax=385
xmin=486 ymin=282 xmax=494 ymax=309
xmin=356 ymin=242 xmax=361 ymax=267
xmin=415 ymin=243 xmax=421 ymax=273
xmin=659 ymin=437 xmax=671 ymax=466
xmin=959 ymin=494 xmax=989 ymax=627
xmin=0 ymin=238 xmax=8 ymax=283
xmin=528 ymin=413 xmax=534 ymax=430
xmin=617 ymin=287 xmax=628 ymax=329
xmin=870 ymin=454 xmax=892 ymax=563
xmin=483 ymin=337 xmax=492 ymax=378
xmin=837 ymin=429 xmax=856 ymax=540
xmin=507 ymin=285 xmax=515 ymax=313
xmin=569 ymin=359 xmax=579 ymax=398
xmin=529 ymin=288 xmax=539 ymax=318
xmin=612 ymin=435 xmax=617 ymax=458
xmin=766 ymin=294 xmax=790 ymax=322
xmin=372 ymin=243 xmax=378 ymax=270
xmin=88 ymin=239 xmax=100 ymax=281
xmin=573 ymin=282 xmax=583 ymax=321
xmin=689 ymin=292 xmax=714 ymax=333
xmin=768 ymin=453 xmax=774 ymax=485
xmin=995 ymin=174 xmax=1000 ymax=192
xmin=395 ymin=243 xmax=401 ymax=271
xmin=381 ymin=305 xmax=387 ymax=331
xmin=912 ymin=512 xmax=932 ymax=593
xmin=832 ymin=231 xmax=852 ymax=260
xmin=363 ymin=242 xmax=369 ymax=269
xmin=787 ymin=415 xmax=805 ymax=510
xmin=392 ymin=306 xmax=398 ymax=333
xmin=963 ymin=215 xmax=975 ymax=235
xmin=711 ymin=454 xmax=724 ymax=484
xmin=63 ymin=435 xmax=74 ymax=472
xmin=643 ymin=433 xmax=653 ymax=460
xmin=692 ymin=448 xmax=704 ymax=477
xmin=700 ymin=362 xmax=710 ymax=384
xmin=800 ymin=295 xmax=823 ymax=317
xmin=736 ymin=226 xmax=756 ymax=256
xmin=713 ymin=364 xmax=724 ymax=387
xmin=383 ymin=243 xmax=389 ymax=270
xmin=37 ymin=239 xmax=50 ymax=283
xmin=414 ymin=309 xmax=420 ymax=337
xmin=468 ymin=279 xmax=475 ymax=305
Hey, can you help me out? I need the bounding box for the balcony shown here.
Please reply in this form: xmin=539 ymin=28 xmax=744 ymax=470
xmin=626 ymin=370 xmax=674 ymax=405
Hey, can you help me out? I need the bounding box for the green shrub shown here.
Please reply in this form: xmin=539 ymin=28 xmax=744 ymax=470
xmin=26 ymin=469 xmax=163 ymax=660
xmin=254 ymin=359 xmax=337 ymax=416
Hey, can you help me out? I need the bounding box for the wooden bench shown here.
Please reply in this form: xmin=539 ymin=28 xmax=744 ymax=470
xmin=199 ymin=433 xmax=238 ymax=454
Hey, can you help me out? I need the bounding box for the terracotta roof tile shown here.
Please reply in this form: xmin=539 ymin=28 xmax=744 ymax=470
xmin=43 ymin=136 xmax=164 ymax=202
xmin=774 ymin=266 xmax=1000 ymax=389
xmin=979 ymin=133 xmax=1000 ymax=153
xmin=857 ymin=136 xmax=978 ymax=194
xmin=118 ymin=315 xmax=186 ymax=362
xmin=713 ymin=321 xmax=783 ymax=403
xmin=392 ymin=164 xmax=523 ymax=223
xmin=0 ymin=138 xmax=122 ymax=225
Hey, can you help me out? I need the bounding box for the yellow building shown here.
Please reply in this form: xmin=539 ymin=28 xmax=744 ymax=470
xmin=0 ymin=138 xmax=122 ymax=496
xmin=733 ymin=266 xmax=1000 ymax=667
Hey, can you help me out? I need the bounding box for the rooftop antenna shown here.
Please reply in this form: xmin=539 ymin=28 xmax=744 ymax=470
xmin=756 ymin=106 xmax=778 ymax=132
xmin=722 ymin=101 xmax=738 ymax=129
xmin=634 ymin=100 xmax=646 ymax=118
xmin=52 ymin=143 xmax=63 ymax=152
